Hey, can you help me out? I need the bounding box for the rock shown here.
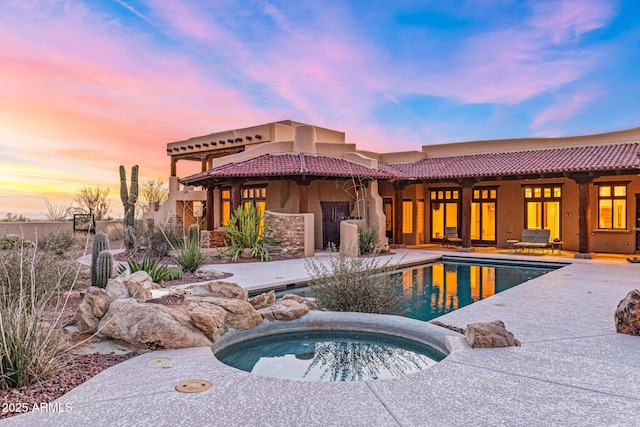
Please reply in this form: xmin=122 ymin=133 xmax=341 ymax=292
xmin=195 ymin=268 xmax=226 ymax=280
xmin=75 ymin=287 xmax=111 ymax=333
xmin=281 ymin=294 xmax=325 ymax=311
xmin=126 ymin=271 xmax=155 ymax=290
xmin=147 ymin=293 xmax=185 ymax=306
xmin=615 ymin=289 xmax=640 ymax=335
xmin=188 ymin=303 xmax=228 ymax=341
xmin=464 ymin=320 xmax=521 ymax=348
xmin=249 ymin=290 xmax=276 ymax=309
xmin=105 ymin=278 xmax=129 ymax=302
xmin=240 ymin=248 xmax=253 ymax=259
xmin=188 ymin=281 xmax=248 ymax=301
xmin=98 ymin=298 xmax=212 ymax=349
xmin=185 ymin=296 xmax=262 ymax=330
xmin=258 ymin=299 xmax=310 ymax=322
xmin=429 ymin=320 xmax=464 ymax=335
xmin=125 ymin=281 xmax=152 ymax=303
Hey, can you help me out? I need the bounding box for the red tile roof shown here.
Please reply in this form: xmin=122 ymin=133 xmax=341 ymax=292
xmin=181 ymin=153 xmax=394 ymax=185
xmin=382 ymin=142 xmax=640 ymax=180
xmin=181 ymin=142 xmax=640 ymax=186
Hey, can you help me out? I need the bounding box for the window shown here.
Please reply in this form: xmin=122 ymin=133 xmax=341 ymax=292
xmin=221 ymin=189 xmax=231 ymax=226
xmin=430 ymin=188 xmax=458 ymax=240
xmin=597 ymin=183 xmax=627 ymax=229
xmin=402 ymin=200 xmax=413 ymax=234
xmin=471 ymin=187 xmax=497 ymax=242
xmin=523 ymin=184 xmax=562 ymax=240
xmin=220 ymin=185 xmax=267 ymax=226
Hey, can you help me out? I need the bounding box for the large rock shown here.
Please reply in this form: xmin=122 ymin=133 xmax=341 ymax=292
xmin=615 ymin=289 xmax=640 ymax=335
xmin=76 ymin=287 xmax=111 ymax=333
xmin=125 ymin=281 xmax=152 ymax=302
xmin=125 ymin=271 xmax=156 ymax=290
xmin=105 ymin=278 xmax=129 ymax=302
xmin=464 ymin=320 xmax=521 ymax=348
xmin=98 ymin=298 xmax=212 ymax=349
xmin=185 ymin=296 xmax=262 ymax=330
xmin=188 ymin=302 xmax=228 ymax=341
xmin=188 ymin=281 xmax=248 ymax=301
xmin=249 ymin=290 xmax=276 ymax=309
xmin=281 ymin=294 xmax=325 ymax=311
xmin=259 ymin=299 xmax=310 ymax=321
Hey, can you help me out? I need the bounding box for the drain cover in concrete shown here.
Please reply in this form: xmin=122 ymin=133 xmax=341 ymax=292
xmin=175 ymin=380 xmax=212 ymax=393
xmin=148 ymin=357 xmax=172 ymax=366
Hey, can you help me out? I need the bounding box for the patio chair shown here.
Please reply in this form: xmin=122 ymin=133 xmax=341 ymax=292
xmin=444 ymin=227 xmax=462 ymax=247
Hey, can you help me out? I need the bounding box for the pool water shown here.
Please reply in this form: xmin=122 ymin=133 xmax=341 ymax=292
xmin=275 ymin=260 xmax=557 ymax=322
xmin=215 ymin=330 xmax=445 ymax=382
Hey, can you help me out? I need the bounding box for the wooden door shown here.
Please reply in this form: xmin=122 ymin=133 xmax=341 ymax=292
xmin=320 ymin=201 xmax=350 ymax=249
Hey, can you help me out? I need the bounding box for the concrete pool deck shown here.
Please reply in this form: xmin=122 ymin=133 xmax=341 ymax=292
xmin=6 ymin=249 xmax=640 ymax=426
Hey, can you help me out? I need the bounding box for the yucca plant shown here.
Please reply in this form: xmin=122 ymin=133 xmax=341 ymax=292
xmin=116 ymin=258 xmax=175 ymax=283
xmin=221 ymin=204 xmax=276 ymax=262
xmin=174 ymin=237 xmax=209 ymax=273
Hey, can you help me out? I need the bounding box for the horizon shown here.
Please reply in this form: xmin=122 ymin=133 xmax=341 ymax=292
xmin=1 ymin=0 xmax=639 ymax=217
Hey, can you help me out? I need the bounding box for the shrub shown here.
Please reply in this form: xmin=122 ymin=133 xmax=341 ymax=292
xmin=357 ymin=224 xmax=379 ymax=255
xmin=37 ymin=229 xmax=76 ymax=255
xmin=116 ymin=258 xmax=175 ymax=283
xmin=0 ymin=236 xmax=33 ymax=250
xmin=0 ymin=247 xmax=75 ymax=389
xmin=305 ymin=246 xmax=406 ymax=315
xmin=221 ymin=204 xmax=276 ymax=262
xmin=143 ymin=219 xmax=183 ymax=258
xmin=173 ymin=237 xmax=209 ymax=273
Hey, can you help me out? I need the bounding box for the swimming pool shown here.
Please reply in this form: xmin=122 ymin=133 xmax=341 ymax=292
xmin=275 ymin=257 xmax=562 ymax=322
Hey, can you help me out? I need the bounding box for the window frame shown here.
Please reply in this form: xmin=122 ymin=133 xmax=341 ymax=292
xmin=595 ymin=181 xmax=629 ymax=230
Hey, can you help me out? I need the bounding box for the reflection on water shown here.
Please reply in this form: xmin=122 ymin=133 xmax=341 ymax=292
xmin=216 ymin=331 xmax=443 ymax=382
xmin=397 ymin=262 xmax=551 ymax=321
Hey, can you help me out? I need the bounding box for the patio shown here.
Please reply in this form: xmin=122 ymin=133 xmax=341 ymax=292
xmin=5 ymin=249 xmax=640 ymax=426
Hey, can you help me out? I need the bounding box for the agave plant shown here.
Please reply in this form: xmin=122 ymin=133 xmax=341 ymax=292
xmin=116 ymin=258 xmax=178 ymax=283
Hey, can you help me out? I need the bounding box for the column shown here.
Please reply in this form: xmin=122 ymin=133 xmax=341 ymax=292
xmin=393 ymin=182 xmax=406 ymax=245
xmin=298 ymin=182 xmax=309 ymax=213
xmin=573 ymin=175 xmax=593 ymax=257
xmin=230 ymin=180 xmax=242 ymax=213
xmin=206 ymin=187 xmax=214 ymax=230
xmin=170 ymin=157 xmax=177 ymax=177
xmin=460 ymin=179 xmax=474 ymax=249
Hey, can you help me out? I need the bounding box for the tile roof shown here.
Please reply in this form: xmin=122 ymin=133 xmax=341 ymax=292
xmin=181 ymin=142 xmax=640 ymax=186
xmin=180 ymin=153 xmax=394 ymax=185
xmin=382 ymin=142 xmax=640 ymax=180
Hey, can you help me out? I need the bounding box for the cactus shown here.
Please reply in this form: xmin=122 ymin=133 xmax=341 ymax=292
xmin=91 ymin=232 xmax=110 ymax=287
xmin=120 ymin=165 xmax=139 ymax=250
xmin=94 ymin=250 xmax=113 ymax=288
xmin=188 ymin=224 xmax=200 ymax=246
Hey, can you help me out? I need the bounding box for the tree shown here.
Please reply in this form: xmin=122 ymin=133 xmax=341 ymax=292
xmin=43 ymin=197 xmax=72 ymax=221
xmin=138 ymin=179 xmax=168 ymax=216
xmin=0 ymin=213 xmax=27 ymax=222
xmin=73 ymin=186 xmax=112 ymax=221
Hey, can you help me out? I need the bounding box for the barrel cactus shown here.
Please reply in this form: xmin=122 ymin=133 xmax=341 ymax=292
xmin=188 ymin=224 xmax=200 ymax=246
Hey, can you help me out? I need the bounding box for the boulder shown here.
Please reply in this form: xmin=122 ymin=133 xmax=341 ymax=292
xmin=125 ymin=271 xmax=155 ymax=290
xmin=98 ymin=298 xmax=212 ymax=349
xmin=259 ymin=299 xmax=310 ymax=322
xmin=125 ymin=281 xmax=152 ymax=302
xmin=464 ymin=320 xmax=521 ymax=348
xmin=185 ymin=296 xmax=262 ymax=330
xmin=281 ymin=294 xmax=325 ymax=311
xmin=615 ymin=289 xmax=640 ymax=335
xmin=105 ymin=278 xmax=129 ymax=302
xmin=188 ymin=302 xmax=228 ymax=341
xmin=188 ymin=281 xmax=248 ymax=301
xmin=75 ymin=287 xmax=110 ymax=333
xmin=249 ymin=290 xmax=276 ymax=309
xmin=240 ymin=248 xmax=253 ymax=259
xmin=195 ymin=268 xmax=226 ymax=280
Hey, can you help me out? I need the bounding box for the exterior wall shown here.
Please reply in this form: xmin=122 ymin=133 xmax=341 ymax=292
xmin=264 ymin=211 xmax=314 ymax=258
xmin=1 ymin=221 xmax=125 ymax=242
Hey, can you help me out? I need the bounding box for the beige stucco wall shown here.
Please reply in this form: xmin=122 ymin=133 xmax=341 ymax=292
xmin=1 ymin=221 xmax=125 ymax=242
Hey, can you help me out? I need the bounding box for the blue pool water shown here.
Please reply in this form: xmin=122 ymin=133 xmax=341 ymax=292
xmin=215 ymin=330 xmax=445 ymax=381
xmin=275 ymin=259 xmax=559 ymax=322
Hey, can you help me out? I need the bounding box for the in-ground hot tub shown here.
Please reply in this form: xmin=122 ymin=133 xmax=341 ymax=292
xmin=212 ymin=311 xmax=461 ymax=382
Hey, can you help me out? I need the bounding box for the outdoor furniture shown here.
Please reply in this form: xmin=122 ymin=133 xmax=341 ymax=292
xmin=444 ymin=227 xmax=463 ymax=247
xmin=513 ymin=229 xmax=551 ymax=253
xmin=506 ymin=239 xmax=519 ymax=253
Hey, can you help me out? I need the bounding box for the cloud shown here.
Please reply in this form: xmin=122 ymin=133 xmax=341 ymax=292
xmin=531 ymin=88 xmax=600 ymax=128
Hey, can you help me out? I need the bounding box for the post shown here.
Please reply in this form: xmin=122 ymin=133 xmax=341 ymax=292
xmin=393 ymin=182 xmax=406 ymax=245
xmin=298 ymin=182 xmax=309 ymax=213
xmin=206 ymin=187 xmax=215 ymax=230
xmin=460 ymin=179 xmax=474 ymax=249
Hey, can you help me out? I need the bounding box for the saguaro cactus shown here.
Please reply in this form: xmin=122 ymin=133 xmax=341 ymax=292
xmin=120 ymin=164 xmax=139 ymax=250
xmin=95 ymin=251 xmax=113 ymax=288
xmin=91 ymin=232 xmax=110 ymax=287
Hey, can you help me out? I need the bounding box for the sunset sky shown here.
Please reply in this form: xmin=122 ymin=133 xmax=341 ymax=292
xmin=1 ymin=0 xmax=639 ymax=218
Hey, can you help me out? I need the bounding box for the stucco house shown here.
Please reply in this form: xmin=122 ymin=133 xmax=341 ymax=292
xmin=151 ymin=120 xmax=640 ymax=258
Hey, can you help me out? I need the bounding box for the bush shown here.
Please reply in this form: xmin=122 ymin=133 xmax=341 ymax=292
xmin=116 ymin=258 xmax=175 ymax=283
xmin=221 ymin=204 xmax=276 ymax=262
xmin=305 ymin=246 xmax=406 ymax=315
xmin=358 ymin=224 xmax=379 ymax=255
xmin=0 ymin=248 xmax=75 ymax=389
xmin=37 ymin=229 xmax=76 ymax=255
xmin=0 ymin=236 xmax=33 ymax=250
xmin=143 ymin=219 xmax=183 ymax=258
xmin=173 ymin=238 xmax=209 ymax=273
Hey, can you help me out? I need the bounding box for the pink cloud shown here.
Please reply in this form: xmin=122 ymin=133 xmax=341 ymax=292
xmin=531 ymin=89 xmax=600 ymax=128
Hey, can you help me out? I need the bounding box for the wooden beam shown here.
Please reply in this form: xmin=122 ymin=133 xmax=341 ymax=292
xmin=206 ymin=187 xmax=215 ymax=230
